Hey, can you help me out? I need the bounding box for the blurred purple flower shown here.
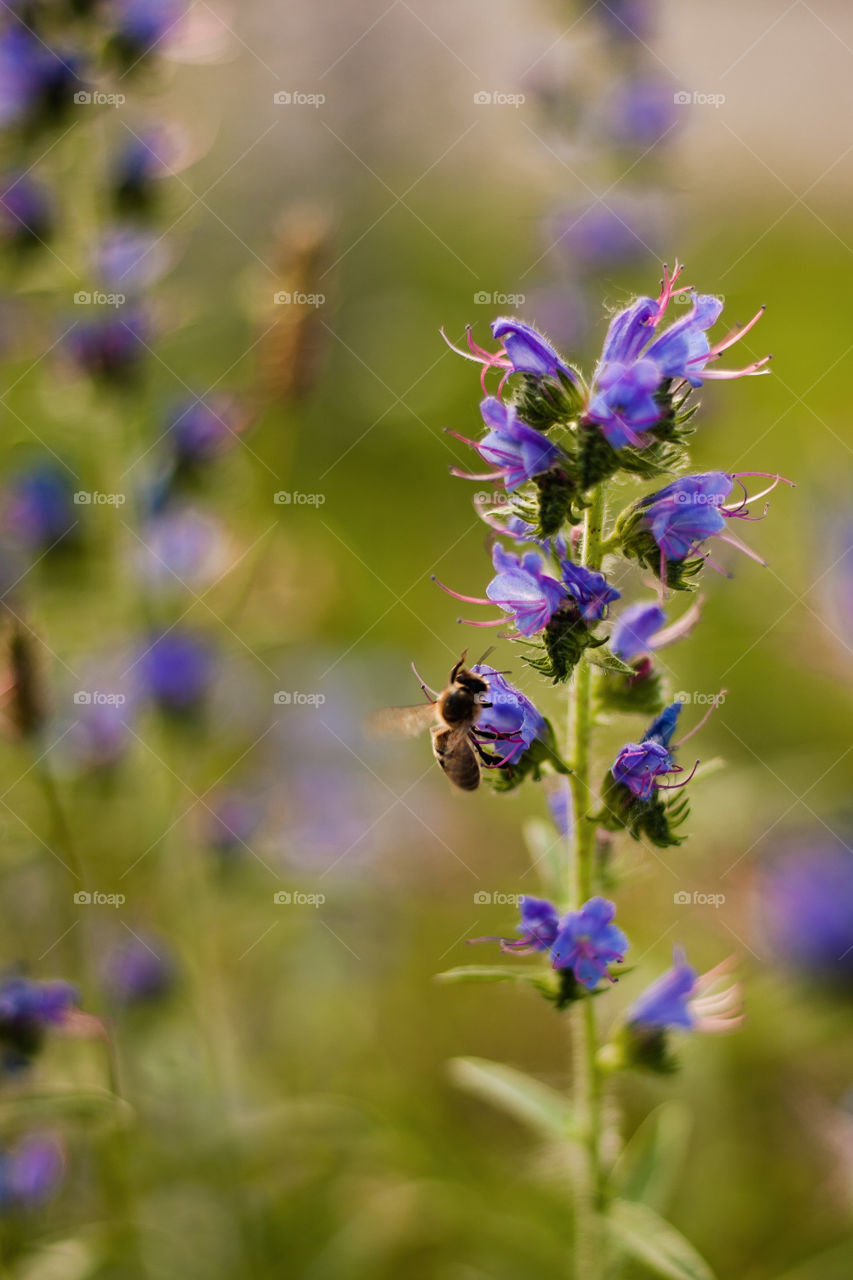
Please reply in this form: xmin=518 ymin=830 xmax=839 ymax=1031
xmin=0 ymin=975 xmax=79 ymax=1072
xmin=137 ymin=629 xmax=214 ymax=713
xmin=610 ymin=598 xmax=701 ymax=662
xmin=102 ymin=933 xmax=174 ymax=1006
xmin=762 ymin=842 xmax=853 ymax=984
xmin=0 ymin=29 xmax=83 ymax=130
xmin=95 ymin=227 xmax=173 ymax=290
xmin=205 ymin=790 xmax=261 ymax=856
xmin=551 ymin=896 xmax=629 ymax=988
xmin=66 ymin=306 xmax=148 ymax=383
xmin=109 ymin=0 xmax=188 ymax=62
xmin=111 ymin=128 xmax=176 ymax=212
xmin=0 ymin=172 xmax=52 ymax=246
xmin=166 ymin=395 xmax=244 ymax=467
xmin=137 ymin=506 xmax=227 ymax=590
xmin=4 ymin=464 xmax=77 ymax=552
xmin=627 ymin=947 xmax=742 ymax=1033
xmin=604 ymin=77 xmax=679 ymax=148
xmin=0 ymin=1132 xmax=65 ymax=1210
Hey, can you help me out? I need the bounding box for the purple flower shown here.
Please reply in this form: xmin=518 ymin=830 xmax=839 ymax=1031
xmin=0 ymin=975 xmax=79 ymax=1072
xmin=761 ymin=841 xmax=853 ymax=984
xmin=586 ymin=265 xmax=769 ymax=448
xmin=109 ymin=0 xmax=188 ymax=60
xmin=604 ymin=77 xmax=679 ymax=148
xmin=611 ymin=702 xmax=682 ymax=801
xmin=610 ymin=598 xmax=701 ymax=662
xmin=68 ymin=697 xmax=133 ymax=772
xmin=95 ymin=228 xmax=172 ymax=290
xmin=4 ymin=464 xmax=77 ymax=551
xmin=503 ymin=896 xmax=561 ymax=952
xmin=434 ymin=543 xmax=566 ymax=637
xmin=490 ymin=318 xmax=576 ymax=382
xmin=471 ymin=663 xmax=546 ymax=764
xmin=205 ymin=790 xmax=261 ymax=856
xmin=545 ymin=196 xmax=670 ymax=276
xmin=137 ymin=506 xmax=226 ymax=590
xmin=103 ymin=933 xmax=174 ymax=1006
xmin=167 ymin=396 xmax=243 ymax=466
xmin=111 ymin=128 xmax=175 ymax=212
xmin=638 ymin=470 xmax=794 ymax=573
xmin=137 ymin=629 xmax=214 ymax=713
xmin=66 ymin=306 xmax=148 ymax=383
xmin=453 ymin=397 xmax=558 ymax=492
xmin=551 ymin=897 xmax=629 ymax=988
xmin=0 ymin=173 xmax=51 ymax=246
xmin=559 ymin=558 xmax=620 ymax=623
xmin=0 ymin=30 xmax=83 ymax=130
xmin=627 ymin=947 xmax=742 ymax=1034
xmin=547 ymin=779 xmax=573 ymax=838
xmin=0 ymin=1132 xmax=65 ymax=1210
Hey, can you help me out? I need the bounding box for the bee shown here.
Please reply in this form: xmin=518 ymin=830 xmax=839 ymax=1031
xmin=368 ymin=650 xmax=515 ymax=792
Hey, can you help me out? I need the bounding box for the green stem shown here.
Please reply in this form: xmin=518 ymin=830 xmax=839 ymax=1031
xmin=568 ymin=483 xmax=607 ymax=1279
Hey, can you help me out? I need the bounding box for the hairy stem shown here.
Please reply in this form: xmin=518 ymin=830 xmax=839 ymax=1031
xmin=569 ymin=483 xmax=607 ymax=1278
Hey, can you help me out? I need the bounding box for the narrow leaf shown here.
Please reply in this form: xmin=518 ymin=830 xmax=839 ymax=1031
xmin=448 ymin=1055 xmax=574 ymax=1139
xmin=586 ymin=647 xmax=635 ymax=676
xmin=609 ymin=1199 xmax=715 ymax=1280
xmin=436 ymin=964 xmax=547 ymax=987
xmin=611 ymin=1101 xmax=693 ymax=1212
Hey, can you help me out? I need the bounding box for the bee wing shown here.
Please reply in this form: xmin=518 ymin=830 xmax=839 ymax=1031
xmin=366 ymin=702 xmax=437 ymax=739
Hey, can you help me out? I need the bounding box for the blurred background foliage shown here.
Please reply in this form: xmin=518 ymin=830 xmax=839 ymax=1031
xmin=0 ymin=0 xmax=851 ymax=1277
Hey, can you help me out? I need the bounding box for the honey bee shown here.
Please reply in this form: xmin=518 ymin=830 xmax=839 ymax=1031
xmin=368 ymin=650 xmax=512 ymax=792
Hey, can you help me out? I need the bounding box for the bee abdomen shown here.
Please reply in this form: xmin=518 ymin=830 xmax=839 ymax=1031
xmin=431 ymin=726 xmax=480 ymax=792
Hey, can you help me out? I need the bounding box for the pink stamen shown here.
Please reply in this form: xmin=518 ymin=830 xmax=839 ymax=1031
xmin=717 ymin=531 xmax=767 ymax=567
xmin=699 ymin=355 xmax=772 ymax=380
xmin=707 ymin=304 xmax=765 ymax=357
xmin=432 ymin=575 xmax=491 ymax=606
xmin=676 ymin=690 xmax=727 ymax=747
xmin=646 ymin=260 xmax=690 ymax=325
xmin=449 ymin=468 xmax=506 ymax=482
xmin=657 ymin=759 xmax=699 ymax=790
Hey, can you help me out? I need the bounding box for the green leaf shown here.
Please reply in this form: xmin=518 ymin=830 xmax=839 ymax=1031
xmin=611 ymin=1101 xmax=692 ymax=1212
xmin=521 ymin=816 xmax=564 ymax=898
xmin=608 ymin=1199 xmax=715 ymax=1280
xmin=585 ymin=647 xmax=635 ymax=676
xmin=448 ymin=1056 xmax=574 ymax=1140
xmin=436 ymin=964 xmax=548 ymax=988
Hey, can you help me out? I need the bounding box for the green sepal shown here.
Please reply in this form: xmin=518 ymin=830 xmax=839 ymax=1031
xmin=510 ymin=369 xmax=584 ymax=431
xmin=521 ymin=605 xmax=607 ymax=684
xmin=487 ymin=716 xmax=571 ymax=792
xmin=596 ymin=660 xmax=667 ymax=717
xmin=596 ymin=771 xmax=690 ymax=849
xmin=534 ymin=466 xmax=587 ymax=534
